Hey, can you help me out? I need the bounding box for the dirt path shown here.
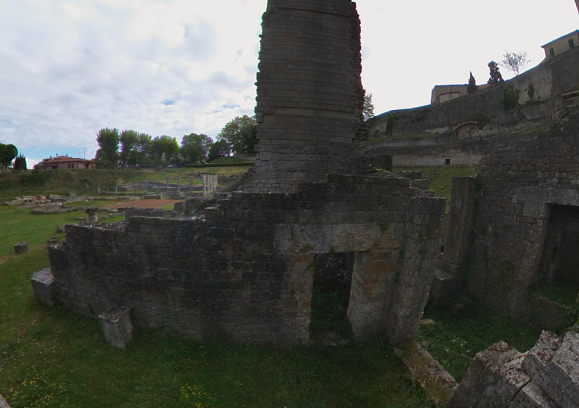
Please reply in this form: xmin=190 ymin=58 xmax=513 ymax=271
xmin=102 ymin=199 xmax=183 ymax=211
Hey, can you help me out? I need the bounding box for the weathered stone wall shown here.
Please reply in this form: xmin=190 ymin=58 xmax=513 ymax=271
xmin=367 ymin=46 xmax=579 ymax=140
xmin=246 ymin=0 xmax=368 ymax=193
xmin=458 ymin=112 xmax=579 ymax=330
xmin=48 ymin=175 xmax=445 ymax=345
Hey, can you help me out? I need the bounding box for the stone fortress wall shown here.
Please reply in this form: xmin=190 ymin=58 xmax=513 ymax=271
xmin=366 ymin=46 xmax=579 ymax=167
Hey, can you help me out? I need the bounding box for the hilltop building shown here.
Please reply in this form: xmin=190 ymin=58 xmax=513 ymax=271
xmin=36 ymin=155 xmax=96 ymax=170
xmin=542 ymin=29 xmax=579 ymax=59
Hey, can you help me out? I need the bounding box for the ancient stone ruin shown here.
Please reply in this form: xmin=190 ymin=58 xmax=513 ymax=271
xmin=30 ymin=0 xmax=579 ymax=405
xmin=42 ymin=0 xmax=445 ymax=347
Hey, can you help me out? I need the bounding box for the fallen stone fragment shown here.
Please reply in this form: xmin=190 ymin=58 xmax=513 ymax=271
xmin=13 ymin=242 xmax=28 ymax=254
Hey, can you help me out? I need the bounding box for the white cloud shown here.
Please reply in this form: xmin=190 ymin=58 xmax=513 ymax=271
xmin=0 ymin=0 xmax=576 ymax=163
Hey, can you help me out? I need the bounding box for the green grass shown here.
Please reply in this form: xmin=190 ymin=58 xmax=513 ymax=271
xmin=0 ymin=202 xmax=433 ymax=407
xmin=0 ymin=202 xmax=126 ymax=259
xmin=394 ymin=165 xmax=479 ymax=205
xmin=208 ymin=157 xmax=253 ymax=164
xmin=0 ymin=167 xmax=252 ymax=203
xmin=416 ymin=300 xmax=540 ymax=382
xmin=367 ymin=133 xmax=439 ymax=143
xmin=531 ymin=280 xmax=579 ymax=308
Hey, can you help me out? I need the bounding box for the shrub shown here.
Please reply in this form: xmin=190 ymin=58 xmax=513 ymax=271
xmin=475 ymin=112 xmax=490 ymax=129
xmin=385 ymin=114 xmax=396 ymax=136
xmin=501 ymin=87 xmax=520 ymax=111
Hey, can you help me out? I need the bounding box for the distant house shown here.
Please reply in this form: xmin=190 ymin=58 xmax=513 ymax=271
xmin=36 ymin=155 xmax=96 ymax=170
xmin=431 ymin=84 xmax=468 ymax=105
xmin=542 ymin=30 xmax=579 ymax=59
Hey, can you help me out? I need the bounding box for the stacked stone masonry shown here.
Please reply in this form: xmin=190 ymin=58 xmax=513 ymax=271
xmin=452 ymin=112 xmax=579 ymax=330
xmin=247 ymin=0 xmax=368 ymax=193
xmin=366 ymin=47 xmax=579 ymax=168
xmin=48 ymin=175 xmax=445 ymax=345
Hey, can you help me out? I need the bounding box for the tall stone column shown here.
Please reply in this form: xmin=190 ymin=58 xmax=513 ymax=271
xmin=245 ymin=0 xmax=368 ymax=193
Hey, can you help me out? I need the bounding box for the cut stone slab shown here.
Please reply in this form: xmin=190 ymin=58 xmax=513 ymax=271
xmin=510 ymin=382 xmax=559 ymax=408
xmin=98 ymin=306 xmax=133 ymax=349
xmin=447 ymin=341 xmax=530 ymax=408
xmin=13 ymin=242 xmax=28 ymax=254
xmin=0 ymin=393 xmax=10 ymax=408
xmin=395 ymin=341 xmax=457 ymax=406
xmin=521 ymin=330 xmax=562 ymax=380
xmin=30 ymin=268 xmax=57 ymax=307
xmin=532 ymin=331 xmax=579 ymax=408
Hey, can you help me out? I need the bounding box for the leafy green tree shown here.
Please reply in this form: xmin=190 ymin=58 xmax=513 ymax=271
xmin=13 ymin=154 xmax=27 ymax=170
xmin=217 ymin=115 xmax=257 ymax=154
xmin=487 ymin=61 xmax=504 ymax=84
xmin=95 ymin=128 xmax=120 ymax=168
xmin=363 ymin=91 xmax=375 ymax=120
xmin=208 ymin=139 xmax=231 ymax=162
xmin=0 ymin=144 xmax=18 ymax=170
xmin=119 ymin=130 xmax=139 ymax=169
xmin=133 ymin=133 xmax=152 ymax=166
xmin=150 ymin=136 xmax=180 ymax=165
xmin=467 ymin=71 xmax=478 ymax=94
xmin=181 ymin=133 xmax=213 ymax=163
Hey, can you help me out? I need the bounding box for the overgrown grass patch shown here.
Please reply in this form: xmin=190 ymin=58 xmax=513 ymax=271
xmin=417 ymin=299 xmax=540 ymax=382
xmin=0 ymin=167 xmax=251 ymax=202
xmin=394 ymin=165 xmax=479 ymax=206
xmin=0 ymin=201 xmax=433 ymax=407
xmin=532 ymin=281 xmax=579 ymax=307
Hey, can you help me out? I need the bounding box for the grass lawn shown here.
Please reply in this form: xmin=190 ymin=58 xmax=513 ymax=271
xmin=0 ymin=165 xmax=542 ymax=407
xmin=393 ymin=165 xmax=480 ymax=209
xmin=416 ymin=300 xmax=540 ymax=382
xmin=0 ymin=201 xmax=433 ymax=407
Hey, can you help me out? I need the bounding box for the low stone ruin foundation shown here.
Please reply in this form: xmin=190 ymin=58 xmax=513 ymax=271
xmin=41 ymin=0 xmax=446 ymax=346
xmin=48 ymin=175 xmax=444 ymax=345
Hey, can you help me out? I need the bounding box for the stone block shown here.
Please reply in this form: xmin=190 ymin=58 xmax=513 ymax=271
xmin=98 ymin=306 xmax=134 ymax=349
xmin=0 ymin=393 xmax=9 ymax=408
xmin=521 ymin=330 xmax=562 ymax=380
xmin=14 ymin=241 xmax=28 ymax=254
xmin=510 ymin=382 xmax=558 ymax=408
xmin=429 ymin=268 xmax=457 ymax=306
xmin=533 ymin=331 xmax=579 ymax=408
xmin=447 ymin=341 xmax=528 ymax=408
xmin=30 ymin=268 xmax=57 ymax=307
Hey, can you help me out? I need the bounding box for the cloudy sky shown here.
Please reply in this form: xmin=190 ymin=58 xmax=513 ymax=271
xmin=0 ymin=0 xmax=578 ymax=167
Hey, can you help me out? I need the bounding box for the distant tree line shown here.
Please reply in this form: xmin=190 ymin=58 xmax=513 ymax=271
xmin=95 ymin=115 xmax=258 ymax=169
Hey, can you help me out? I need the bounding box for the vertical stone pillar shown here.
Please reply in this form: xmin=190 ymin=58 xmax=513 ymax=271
xmin=85 ymin=207 xmax=98 ymax=224
xmin=387 ymin=196 xmax=447 ymax=344
xmin=245 ymin=0 xmax=367 ymax=193
xmin=431 ymin=177 xmax=476 ymax=303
